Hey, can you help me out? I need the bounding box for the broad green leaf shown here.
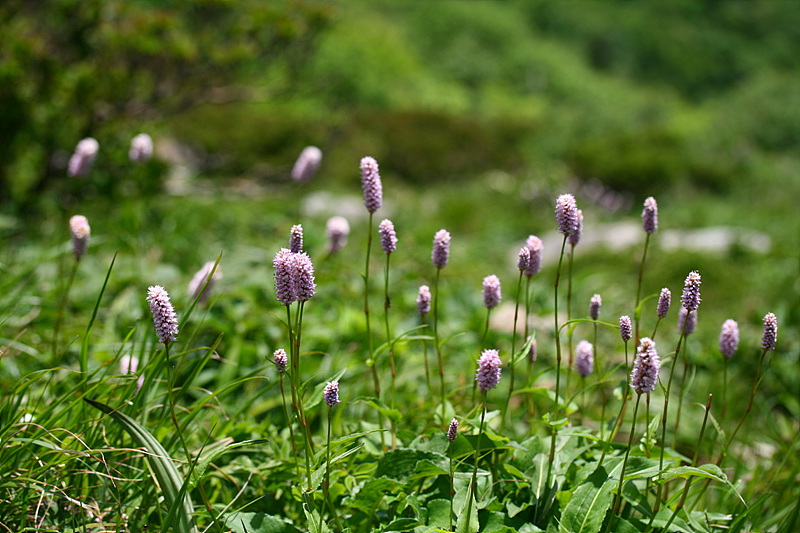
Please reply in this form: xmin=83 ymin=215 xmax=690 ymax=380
xmin=455 ymin=485 xmax=479 ymax=533
xmin=85 ymin=398 xmax=196 ymax=533
xmin=225 ymin=512 xmax=302 ymax=533
xmin=376 ymin=448 xmax=446 ymax=480
xmin=348 ymin=476 xmax=403 ymax=514
xmin=380 ymin=518 xmax=420 ymax=532
xmin=425 ymin=498 xmax=452 ymax=528
xmin=559 ymin=467 xmax=615 ymax=533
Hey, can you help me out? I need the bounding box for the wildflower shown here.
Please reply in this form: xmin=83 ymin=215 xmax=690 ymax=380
xmin=129 ymin=133 xmax=153 ymax=163
xmin=120 ymin=355 xmax=139 ymax=374
xmin=555 ymin=194 xmax=579 ymax=236
xmin=681 ymin=270 xmax=702 ymax=312
xmin=642 ymin=197 xmax=658 ymax=234
xmin=379 ymin=219 xmax=398 ymax=254
xmin=69 ymin=215 xmax=90 ymax=261
xmin=290 ymin=225 xmax=303 ymax=253
xmin=517 ymin=246 xmax=530 ymax=272
xmin=188 ymin=261 xmax=222 ymax=302
xmin=589 ymin=294 xmax=602 ymax=320
xmin=568 ymin=209 xmax=584 ymax=246
xmin=292 ymin=146 xmax=322 ymax=183
xmin=360 ymin=156 xmax=383 ymax=213
xmin=678 ymin=307 xmax=697 ymax=335
xmin=719 ymin=319 xmax=739 ymax=358
xmin=475 ymin=349 xmax=502 ymax=393
xmin=528 ymin=336 xmax=538 ymax=362
xmin=432 ymin=229 xmax=451 ymax=269
xmin=67 ymin=137 xmax=99 ymax=177
xmin=525 ymin=235 xmax=543 ymax=276
xmin=761 ymin=313 xmax=778 ymax=351
xmin=575 ymin=340 xmax=594 ymax=377
xmin=620 ymin=315 xmax=632 ymax=342
xmin=326 ymin=216 xmax=349 ymax=253
xmin=273 ymin=248 xmax=295 ymax=306
xmin=631 ymin=338 xmax=660 ymax=395
xmin=417 ymin=285 xmax=431 ymax=317
xmin=657 ymin=288 xmax=671 ymax=319
xmin=446 ymin=418 xmax=459 ymax=442
xmin=482 ymin=275 xmax=501 ymax=310
xmin=323 ymin=380 xmax=341 ymax=406
xmin=292 ymin=252 xmax=316 ymax=302
xmin=146 ymin=285 xmax=179 ymax=346
xmin=274 ymin=349 xmax=288 ymax=373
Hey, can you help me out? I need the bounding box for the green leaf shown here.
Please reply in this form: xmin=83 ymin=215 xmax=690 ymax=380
xmin=85 ymin=398 xmax=196 ymax=533
xmin=224 ymin=512 xmax=302 ymax=533
xmin=455 ymin=486 xmax=479 ymax=533
xmin=426 ymin=498 xmax=452 ymax=528
xmin=349 ymin=476 xmax=403 ymax=514
xmin=559 ymin=466 xmax=615 ymax=533
xmin=380 ymin=518 xmax=420 ymax=532
xmin=376 ymin=448 xmax=446 ymax=480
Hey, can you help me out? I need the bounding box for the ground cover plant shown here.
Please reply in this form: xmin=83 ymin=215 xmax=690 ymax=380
xmin=0 ymin=148 xmax=796 ymax=533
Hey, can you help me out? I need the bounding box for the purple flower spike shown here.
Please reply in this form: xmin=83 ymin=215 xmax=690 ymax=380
xmin=69 ymin=215 xmax=91 ymax=261
xmin=447 ymin=418 xmax=459 ymax=442
xmin=432 ymin=229 xmax=451 ymax=269
xmin=129 ymin=133 xmax=153 ymax=163
xmin=290 ymin=224 xmax=303 ymax=253
xmin=292 ymin=146 xmax=322 ymax=183
xmin=525 ymin=235 xmax=543 ymax=276
xmin=292 ymin=252 xmax=316 ymax=302
xmin=642 ymin=197 xmax=658 ymax=234
xmin=146 ymin=285 xmax=179 ymax=346
xmin=475 ymin=349 xmax=502 ymax=393
xmin=326 ymin=216 xmax=350 ymax=253
xmin=189 ymin=261 xmax=222 ymax=302
xmin=568 ymin=209 xmax=584 ymax=246
xmin=631 ymin=337 xmax=660 ymax=395
xmin=761 ymin=313 xmax=778 ymax=351
xmin=324 ymin=380 xmax=341 ymax=406
xmin=274 ymin=349 xmax=288 ymax=373
xmin=517 ymin=247 xmax=530 ymax=272
xmin=68 ymin=137 xmax=99 ymax=177
xmin=678 ymin=307 xmax=697 ymax=336
xmin=528 ymin=336 xmax=537 ymax=363
xmin=620 ymin=315 xmax=632 ymax=343
xmin=657 ymin=288 xmax=671 ymax=319
xmin=555 ymin=194 xmax=579 ymax=236
xmin=360 ymin=156 xmax=383 ymax=213
xmin=379 ymin=219 xmax=398 ymax=254
xmin=482 ymin=275 xmax=502 ymax=310
xmin=273 ymin=248 xmax=295 ymax=306
xmin=589 ymin=294 xmax=602 ymax=320
xmin=681 ymin=271 xmax=702 ymax=312
xmin=575 ymin=340 xmax=594 ymax=377
xmin=719 ymin=320 xmax=739 ymax=359
xmin=417 ymin=285 xmax=431 ymax=317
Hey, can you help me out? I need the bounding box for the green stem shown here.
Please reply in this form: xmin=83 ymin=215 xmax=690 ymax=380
xmin=53 ymin=259 xmax=80 ymax=363
xmin=279 ymin=375 xmax=302 ymax=482
xmin=433 ymin=267 xmax=446 ymax=427
xmin=545 ymin=235 xmax=568 ymax=490
xmin=364 ymin=212 xmax=386 ymax=449
xmin=465 ymin=396 xmax=487 ymax=532
xmin=635 ymin=233 xmax=651 ymax=344
xmin=383 ymin=252 xmax=397 ymax=449
xmin=607 ymin=394 xmax=641 ymax=533
xmin=599 ymin=340 xmax=630 ymax=469
xmin=503 ymin=271 xmax=525 ymax=431
xmin=565 ymin=246 xmax=575 ymax=401
xmin=449 ymin=439 xmax=455 ymax=532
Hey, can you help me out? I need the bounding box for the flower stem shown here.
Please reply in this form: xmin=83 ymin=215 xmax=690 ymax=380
xmin=635 ymin=233 xmax=651 ymax=344
xmin=545 ymin=235 xmax=568 ymax=490
xmin=383 ymin=252 xmax=397 ymax=449
xmin=433 ymin=267 xmax=446 ymax=427
xmin=465 ymin=396 xmax=487 ymax=532
xmin=364 ymin=212 xmax=385 ymax=448
xmin=607 ymin=393 xmax=641 ymax=532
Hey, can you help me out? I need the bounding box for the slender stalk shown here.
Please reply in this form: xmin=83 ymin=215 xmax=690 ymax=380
xmin=363 ymin=212 xmax=385 ymax=448
xmin=321 ymin=405 xmax=344 ymax=532
xmin=653 ymin=326 xmax=686 ymax=514
xmin=607 ymin=393 xmax=641 ymax=532
xmin=422 ymin=321 xmax=433 ymax=403
xmin=433 ymin=267 xmax=446 ymax=427
xmin=53 ymin=260 xmax=80 ymax=363
xmin=651 ymin=317 xmax=663 ymax=340
xmin=504 ymin=271 xmax=525 ymax=430
xmin=635 ymin=233 xmax=651 ymax=344
xmin=474 ymin=308 xmax=491 ymax=404
xmin=449 ymin=438 xmax=455 ymax=532
xmin=598 ymin=340 xmax=630 ymax=469
xmin=565 ymin=246 xmax=575 ymax=401
xmin=279 ymin=374 xmax=302 ymax=481
xmin=672 ymin=343 xmax=691 ymax=449
xmin=383 ymin=252 xmax=397 ymax=449
xmin=524 ymin=275 xmax=536 ymax=420
xmin=465 ymin=396 xmax=487 ymax=532
xmin=295 ymin=302 xmax=314 ymax=456
xmin=545 ymin=235 xmax=568 ymax=489
xmin=721 ymin=358 xmax=728 ymax=425
xmin=164 ymin=344 xmax=191 ymax=469
xmin=662 ymin=394 xmax=713 ymax=532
